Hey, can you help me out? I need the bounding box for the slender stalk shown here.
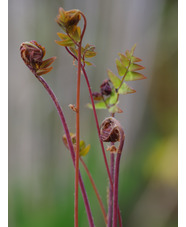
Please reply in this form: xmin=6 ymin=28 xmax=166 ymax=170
xmin=74 ymin=12 xmax=87 ymax=227
xmin=75 ymin=42 xmax=81 ymax=227
xmin=116 ymin=60 xmax=131 ymax=103
xmin=107 ymin=151 xmax=115 ymax=227
xmin=118 ymin=205 xmax=123 ymax=227
xmin=35 ymin=74 xmax=94 ymax=227
xmin=112 ymin=129 xmax=125 ymax=227
xmin=79 ymin=12 xmax=87 ymax=41
xmin=107 ymin=113 xmax=115 ymax=227
xmin=80 ymin=157 xmax=107 ymax=225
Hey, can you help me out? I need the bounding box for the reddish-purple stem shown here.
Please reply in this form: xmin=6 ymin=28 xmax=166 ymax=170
xmin=108 ymin=152 xmax=115 ymax=227
xmin=112 ymin=132 xmax=125 ymax=227
xmin=35 ymin=75 xmax=94 ymax=227
xmin=74 ymin=13 xmax=87 ymax=227
xmin=65 ymin=47 xmax=112 ymax=185
xmin=107 ymin=112 xmax=115 ymax=227
xmin=82 ymin=67 xmax=113 ymax=182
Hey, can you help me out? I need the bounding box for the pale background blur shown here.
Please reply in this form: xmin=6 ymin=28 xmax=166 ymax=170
xmin=9 ymin=0 xmax=177 ymax=226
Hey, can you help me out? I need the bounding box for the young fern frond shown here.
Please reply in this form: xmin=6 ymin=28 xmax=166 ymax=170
xmin=87 ymin=44 xmax=146 ymax=114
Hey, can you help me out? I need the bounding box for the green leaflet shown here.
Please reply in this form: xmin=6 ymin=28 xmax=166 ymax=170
xmin=63 ymin=134 xmax=90 ymax=157
xmin=87 ymin=101 xmax=107 ymax=109
xmin=79 ymin=140 xmax=90 ymax=156
xmin=128 ymin=63 xmax=145 ymax=72
xmin=84 ymin=61 xmax=93 ymax=66
xmin=118 ymin=83 xmax=136 ymax=94
xmin=108 ymin=103 xmax=123 ymax=114
xmin=40 ymin=57 xmax=56 ymax=69
xmin=83 ymin=44 xmax=96 ymax=58
xmin=107 ymin=70 xmax=121 ymax=88
xmin=125 ymin=50 xmax=130 ymax=59
xmin=131 ymin=56 xmax=142 ymax=63
xmin=57 ymin=32 xmax=69 ymax=40
xmin=69 ymin=47 xmax=78 ymax=56
xmin=37 ymin=67 xmax=53 ymax=76
xmin=56 ymin=29 xmax=80 ymax=46
xmin=125 ymin=43 xmax=136 ymax=58
xmin=116 ymin=59 xmax=127 ymax=76
xmin=71 ymin=26 xmax=81 ymax=42
xmin=79 ymin=140 xmax=86 ymax=150
xmin=84 ymin=51 xmax=96 ymax=58
xmin=57 ymin=27 xmax=81 ymax=42
xmin=125 ymin=71 xmax=146 ymax=81
xmin=55 ymin=39 xmax=75 ymax=47
xmin=109 ymin=91 xmax=118 ymax=105
xmin=69 ymin=44 xmax=96 ymax=63
xmin=80 ymin=144 xmax=90 ymax=157
xmin=130 ymin=43 xmax=136 ymax=56
xmin=118 ymin=53 xmax=129 ymax=67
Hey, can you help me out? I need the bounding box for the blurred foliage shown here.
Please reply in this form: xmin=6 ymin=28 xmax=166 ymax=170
xmin=9 ymin=0 xmax=177 ymax=226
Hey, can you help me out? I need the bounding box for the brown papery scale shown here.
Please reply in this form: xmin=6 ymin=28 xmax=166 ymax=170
xmin=100 ymin=117 xmax=123 ymax=143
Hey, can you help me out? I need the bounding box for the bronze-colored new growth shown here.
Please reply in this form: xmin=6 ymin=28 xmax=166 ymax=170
xmin=20 ymin=40 xmax=56 ymax=76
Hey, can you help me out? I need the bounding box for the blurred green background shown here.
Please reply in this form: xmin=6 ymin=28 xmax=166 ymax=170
xmin=9 ymin=0 xmax=177 ymax=226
